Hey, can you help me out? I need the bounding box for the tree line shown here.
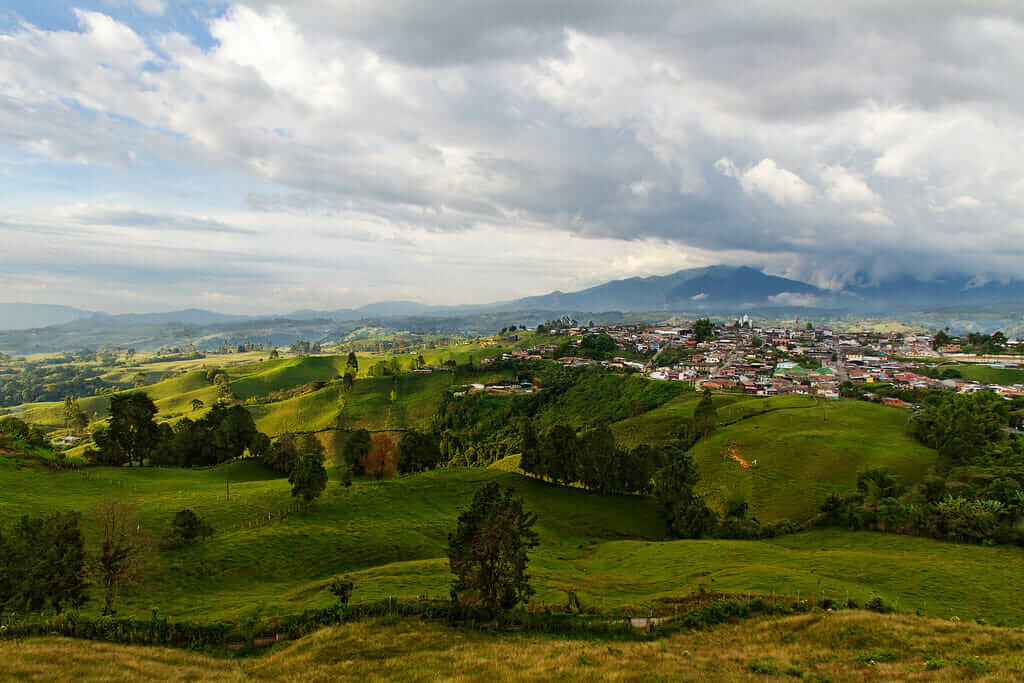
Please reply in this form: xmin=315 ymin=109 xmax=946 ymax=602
xmin=87 ymin=394 xmax=271 ymax=469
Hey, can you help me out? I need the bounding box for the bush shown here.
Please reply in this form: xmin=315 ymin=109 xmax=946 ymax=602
xmin=164 ymin=509 xmax=212 ymax=549
xmin=328 ymin=577 xmax=354 ymax=605
xmin=865 ymin=596 xmax=894 ymax=614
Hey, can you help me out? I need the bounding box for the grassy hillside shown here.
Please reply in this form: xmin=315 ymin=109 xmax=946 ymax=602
xmin=3 ymin=612 xmax=1023 ymax=681
xmin=536 ymin=370 xmax=692 ymax=430
xmin=2 ymin=457 xmax=1020 ymax=623
xmin=949 ymin=363 xmax=1024 ymax=385
xmin=684 ymin=399 xmax=937 ymax=521
xmin=229 ymin=356 xmax=349 ymax=400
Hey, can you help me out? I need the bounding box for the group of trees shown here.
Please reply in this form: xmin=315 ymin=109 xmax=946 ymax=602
xmin=63 ymin=396 xmax=90 ymax=433
xmin=1 ymin=501 xmax=147 ymax=616
xmin=261 ymin=432 xmax=332 ymax=501
xmin=692 ymin=318 xmax=716 ymax=343
xmin=535 ymin=316 xmax=577 ymax=333
xmin=340 ymin=428 xmax=443 ymax=480
xmin=519 ymin=424 xmax=661 ymax=495
xmin=0 ymin=416 xmax=48 ymax=449
xmin=0 ymin=511 xmax=88 ymax=614
xmin=909 ymin=391 xmax=1015 ymax=465
xmin=820 ymin=468 xmax=1024 ymax=546
xmin=89 ymin=393 xmax=271 ymax=468
xmin=0 ymin=362 xmax=113 ymax=407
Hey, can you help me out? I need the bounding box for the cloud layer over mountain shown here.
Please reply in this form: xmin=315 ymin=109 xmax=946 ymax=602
xmin=1 ymin=2 xmax=1022 ymax=312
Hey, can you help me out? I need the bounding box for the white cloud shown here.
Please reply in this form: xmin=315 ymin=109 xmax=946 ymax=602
xmin=949 ymin=195 xmax=982 ymax=209
xmin=729 ymin=158 xmax=815 ymax=206
xmin=822 ymin=165 xmax=879 ymax=205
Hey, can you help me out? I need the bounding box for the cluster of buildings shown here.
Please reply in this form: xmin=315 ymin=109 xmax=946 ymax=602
xmin=535 ymin=322 xmax=1024 ymax=402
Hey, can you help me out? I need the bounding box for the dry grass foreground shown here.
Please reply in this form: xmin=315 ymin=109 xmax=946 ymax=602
xmin=3 ymin=611 xmax=1024 ymax=681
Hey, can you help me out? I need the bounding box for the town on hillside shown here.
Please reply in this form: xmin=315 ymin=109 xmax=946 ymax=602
xmin=490 ymin=319 xmax=1024 ymax=407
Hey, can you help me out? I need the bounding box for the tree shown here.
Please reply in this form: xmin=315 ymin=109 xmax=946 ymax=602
xmin=215 ymin=373 xmax=233 ymax=400
xmin=694 ymin=389 xmax=718 ymax=439
xmin=693 ymin=318 xmax=715 ymax=343
xmin=0 ymin=512 xmax=88 ymax=614
xmin=362 ymin=433 xmax=400 ymax=479
xmin=132 ymin=372 xmax=147 ymax=388
xmin=105 ymin=393 xmax=160 ymax=466
xmin=269 ymin=348 xmax=280 ymax=359
xmin=289 ymin=453 xmax=328 ymax=502
xmin=346 ymin=351 xmax=359 ymax=375
xmin=264 ymin=433 xmax=300 ymax=474
xmin=165 ymin=509 xmax=212 ymax=548
xmin=398 ymin=430 xmax=442 ymax=473
xmin=328 ymin=576 xmax=354 ymax=605
xmin=297 ymin=433 xmax=326 ymax=463
xmin=93 ymin=500 xmax=145 ymax=616
xmin=342 ymin=371 xmax=355 ymax=392
xmin=447 ymin=483 xmax=539 ymax=613
xmin=343 ymin=429 xmax=372 ymax=474
xmin=932 ymin=330 xmax=952 ymax=350
xmin=191 ymin=398 xmax=204 ymax=412
xmin=540 ymin=424 xmax=580 ymax=485
xmin=578 ymin=425 xmax=618 ymax=493
xmin=654 ymin=444 xmax=716 ymax=538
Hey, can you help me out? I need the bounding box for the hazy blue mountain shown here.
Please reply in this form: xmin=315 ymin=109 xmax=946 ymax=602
xmin=0 ymin=303 xmax=92 ymax=331
xmin=508 ymin=266 xmax=825 ymax=312
xmin=82 ymin=309 xmax=253 ymax=327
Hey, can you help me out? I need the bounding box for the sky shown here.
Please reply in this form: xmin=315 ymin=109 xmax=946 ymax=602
xmin=2 ymin=1 xmax=1023 ymax=314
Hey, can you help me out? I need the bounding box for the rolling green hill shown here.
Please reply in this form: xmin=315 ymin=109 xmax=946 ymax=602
xmin=1 ymin=459 xmax=1019 ymax=624
xmin=229 ymin=356 xmax=349 ymax=400
xmin=684 ymin=399 xmax=937 ymax=521
xmin=611 ymin=394 xmax=937 ymax=521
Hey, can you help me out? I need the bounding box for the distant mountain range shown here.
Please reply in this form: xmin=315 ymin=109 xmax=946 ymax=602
xmin=0 ymin=303 xmax=94 ymax=331
xmin=4 ymin=265 xmax=1024 ymax=341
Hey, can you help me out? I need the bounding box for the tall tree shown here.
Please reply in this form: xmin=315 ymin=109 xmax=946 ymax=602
xmin=343 ymin=429 xmax=372 ymax=474
xmin=362 ymin=433 xmax=400 ymax=479
xmin=654 ymin=444 xmax=716 ymax=538
xmin=264 ymin=433 xmax=300 ymax=474
xmin=297 ymin=433 xmax=326 ymax=463
xmin=448 ymin=483 xmax=539 ymax=613
xmin=694 ymin=389 xmax=718 ymax=439
xmin=346 ymin=351 xmax=359 ymax=374
xmin=398 ymin=430 xmax=441 ymax=473
xmin=106 ymin=393 xmax=160 ymax=466
xmin=289 ymin=452 xmax=328 ymax=502
xmin=93 ymin=500 xmax=145 ymax=616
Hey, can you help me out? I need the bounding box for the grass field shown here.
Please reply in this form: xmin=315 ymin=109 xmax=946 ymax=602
xmin=2 ymin=458 xmax=1020 ymax=624
xmin=685 ymin=399 xmax=937 ymax=521
xmin=948 ymin=363 xmax=1024 ymax=385
xmin=2 ymin=611 xmax=1023 ymax=681
xmin=610 ymin=394 xmax=937 ymax=521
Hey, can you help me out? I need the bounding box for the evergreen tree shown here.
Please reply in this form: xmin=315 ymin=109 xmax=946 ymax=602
xmin=447 ymin=483 xmax=539 ymax=613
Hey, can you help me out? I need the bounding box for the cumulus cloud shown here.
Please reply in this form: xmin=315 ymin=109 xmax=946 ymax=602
xmin=0 ymin=2 xmax=1023 ymax=311
xmin=722 ymin=158 xmax=815 ymax=206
